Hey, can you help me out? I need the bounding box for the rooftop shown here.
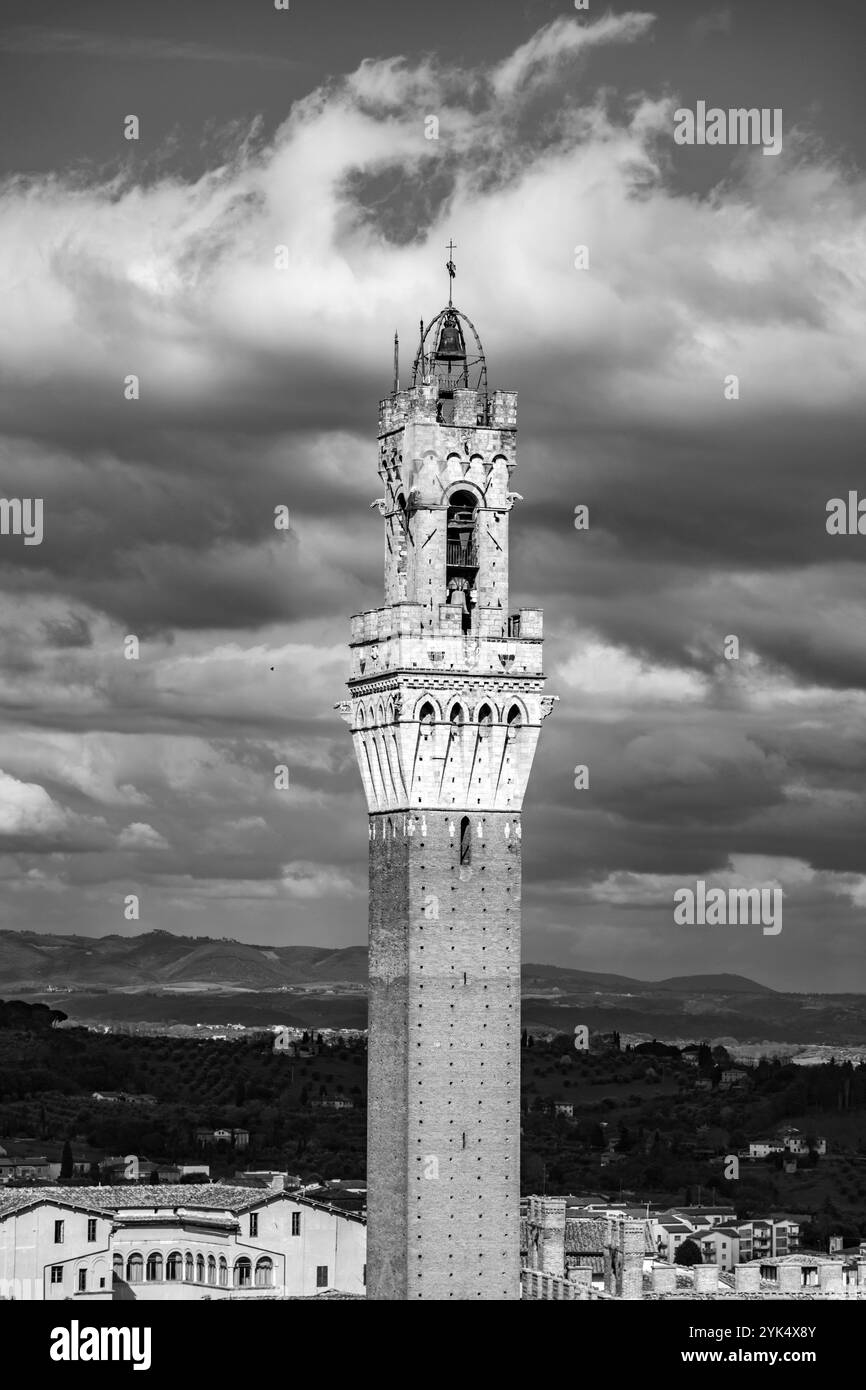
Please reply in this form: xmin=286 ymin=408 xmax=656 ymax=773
xmin=0 ymin=1184 xmax=366 ymax=1224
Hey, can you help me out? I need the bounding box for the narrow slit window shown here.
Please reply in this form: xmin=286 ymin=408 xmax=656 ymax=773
xmin=460 ymin=816 xmax=471 ymax=866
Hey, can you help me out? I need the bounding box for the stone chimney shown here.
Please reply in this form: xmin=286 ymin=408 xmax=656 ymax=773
xmin=527 ymin=1196 xmax=566 ymax=1278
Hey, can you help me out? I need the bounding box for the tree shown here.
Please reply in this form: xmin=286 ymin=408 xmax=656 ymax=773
xmin=616 ymin=1126 xmax=634 ymax=1154
xmin=675 ymin=1239 xmax=703 ymax=1266
xmin=60 ymin=1139 xmax=74 ymax=1181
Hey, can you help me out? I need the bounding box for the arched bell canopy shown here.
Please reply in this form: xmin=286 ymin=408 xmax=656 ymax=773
xmin=412 ymin=306 xmax=488 ymax=400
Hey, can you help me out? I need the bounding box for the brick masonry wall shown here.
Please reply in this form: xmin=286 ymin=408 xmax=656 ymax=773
xmin=367 ymin=809 xmax=522 ymax=1300
xmin=367 ymin=818 xmax=410 ymax=1300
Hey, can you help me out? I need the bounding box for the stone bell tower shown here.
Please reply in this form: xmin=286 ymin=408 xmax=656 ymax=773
xmin=337 ymin=260 xmax=554 ymax=1301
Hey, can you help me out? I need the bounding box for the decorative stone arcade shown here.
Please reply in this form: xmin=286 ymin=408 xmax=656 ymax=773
xmin=338 ymin=275 xmax=555 ymax=1300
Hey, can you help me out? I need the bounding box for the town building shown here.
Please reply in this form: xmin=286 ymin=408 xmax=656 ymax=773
xmin=0 ymin=1183 xmax=365 ymax=1301
xmin=521 ymin=1198 xmax=865 ymax=1300
xmin=749 ymin=1138 xmax=784 ymax=1158
xmin=719 ymin=1068 xmax=752 ymax=1090
xmin=737 ymin=1217 xmax=800 ymax=1261
xmin=698 ymin=1225 xmax=741 ymax=1271
xmin=338 ymin=261 xmax=554 ymax=1300
xmin=747 ymin=1131 xmax=826 ymax=1160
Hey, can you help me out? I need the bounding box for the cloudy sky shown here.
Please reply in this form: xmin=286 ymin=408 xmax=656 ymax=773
xmin=0 ymin=0 xmax=864 ymax=991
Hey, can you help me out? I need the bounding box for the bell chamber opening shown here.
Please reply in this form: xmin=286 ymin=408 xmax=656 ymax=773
xmin=445 ymin=490 xmax=479 ymax=633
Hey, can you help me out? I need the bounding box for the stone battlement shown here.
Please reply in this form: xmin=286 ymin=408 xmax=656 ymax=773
xmin=379 ymin=386 xmax=518 ymax=436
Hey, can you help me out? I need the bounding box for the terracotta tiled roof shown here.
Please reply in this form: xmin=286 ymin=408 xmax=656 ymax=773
xmin=0 ymin=1183 xmax=366 ymax=1224
xmin=565 ymin=1218 xmax=607 ymax=1254
xmin=520 ymin=1214 xmax=656 ymax=1258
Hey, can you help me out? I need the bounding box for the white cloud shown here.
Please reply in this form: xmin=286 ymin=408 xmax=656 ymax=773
xmin=118 ymin=822 xmax=169 ymax=850
xmin=280 ymin=861 xmax=362 ymax=900
xmin=0 ymin=770 xmax=74 ymax=837
xmin=491 ymin=13 xmax=656 ymax=98
xmin=0 ymin=12 xmax=862 ymax=434
xmin=557 ymin=640 xmax=707 ymax=707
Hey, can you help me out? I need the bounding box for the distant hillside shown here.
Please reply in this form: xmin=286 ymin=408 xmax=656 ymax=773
xmin=521 ymin=963 xmax=776 ymax=996
xmin=652 ymin=973 xmax=776 ymax=995
xmin=1 ymin=930 xmax=863 ymax=1043
xmin=0 ymin=930 xmax=368 ymax=990
xmin=0 ymin=930 xmax=771 ymax=996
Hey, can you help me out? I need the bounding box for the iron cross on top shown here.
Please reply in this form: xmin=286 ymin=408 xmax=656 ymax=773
xmin=446 ymin=240 xmax=456 ymax=303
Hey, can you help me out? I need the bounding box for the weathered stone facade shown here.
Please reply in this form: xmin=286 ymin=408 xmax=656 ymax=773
xmin=340 ymin=303 xmax=553 ymax=1299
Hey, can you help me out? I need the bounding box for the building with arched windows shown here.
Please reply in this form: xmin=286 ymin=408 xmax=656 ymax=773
xmin=337 ymin=271 xmax=555 ymax=1300
xmin=0 ymin=1184 xmax=365 ymax=1300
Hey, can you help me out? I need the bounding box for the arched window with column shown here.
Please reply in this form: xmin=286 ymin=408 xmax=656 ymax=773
xmin=218 ymin=1257 xmax=228 ymax=1287
xmin=196 ymin=1254 xmax=205 ymax=1283
xmin=207 ymin=1255 xmax=217 ymax=1286
xmin=185 ymin=1253 xmax=194 ymax=1282
xmin=112 ymin=1254 xmax=124 ymax=1283
xmin=145 ymin=1253 xmax=162 ymax=1283
xmin=166 ymin=1252 xmax=182 ymax=1282
xmin=255 ymin=1257 xmax=273 ymax=1287
xmin=127 ymin=1253 xmax=143 ymax=1284
xmin=234 ymin=1257 xmax=252 ymax=1288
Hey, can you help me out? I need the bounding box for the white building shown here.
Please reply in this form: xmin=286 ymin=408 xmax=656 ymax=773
xmin=748 ymin=1139 xmax=784 ymax=1159
xmin=0 ymin=1183 xmax=366 ymax=1301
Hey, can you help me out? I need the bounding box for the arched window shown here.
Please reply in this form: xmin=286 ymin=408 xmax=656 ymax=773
xmin=445 ymin=490 xmax=479 ymax=633
xmin=218 ymin=1257 xmax=228 ymax=1288
xmin=235 ymin=1257 xmax=252 ymax=1289
xmin=419 ymin=701 xmax=435 ymax=727
xmin=460 ymin=816 xmax=472 ymax=866
xmin=166 ymin=1252 xmax=182 ymax=1282
xmin=207 ymin=1256 xmax=217 ymax=1286
xmin=255 ymin=1257 xmax=273 ymax=1288
xmin=127 ymin=1254 xmax=143 ymax=1284
xmin=506 ymin=704 xmax=523 ymax=740
xmin=449 ymin=703 xmax=465 ymax=726
xmin=478 ymin=704 xmax=492 ymax=736
xmin=145 ymin=1253 xmax=162 ymax=1283
xmin=185 ymin=1253 xmax=194 ymax=1282
xmin=196 ymin=1254 xmax=205 ymax=1283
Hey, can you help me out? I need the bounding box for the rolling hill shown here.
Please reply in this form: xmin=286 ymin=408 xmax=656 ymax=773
xmin=1 ymin=929 xmax=861 ymax=1043
xmin=0 ymin=929 xmax=769 ymax=995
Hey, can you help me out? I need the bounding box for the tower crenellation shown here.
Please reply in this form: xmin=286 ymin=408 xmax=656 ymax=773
xmin=339 ymin=262 xmax=554 ymax=1299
